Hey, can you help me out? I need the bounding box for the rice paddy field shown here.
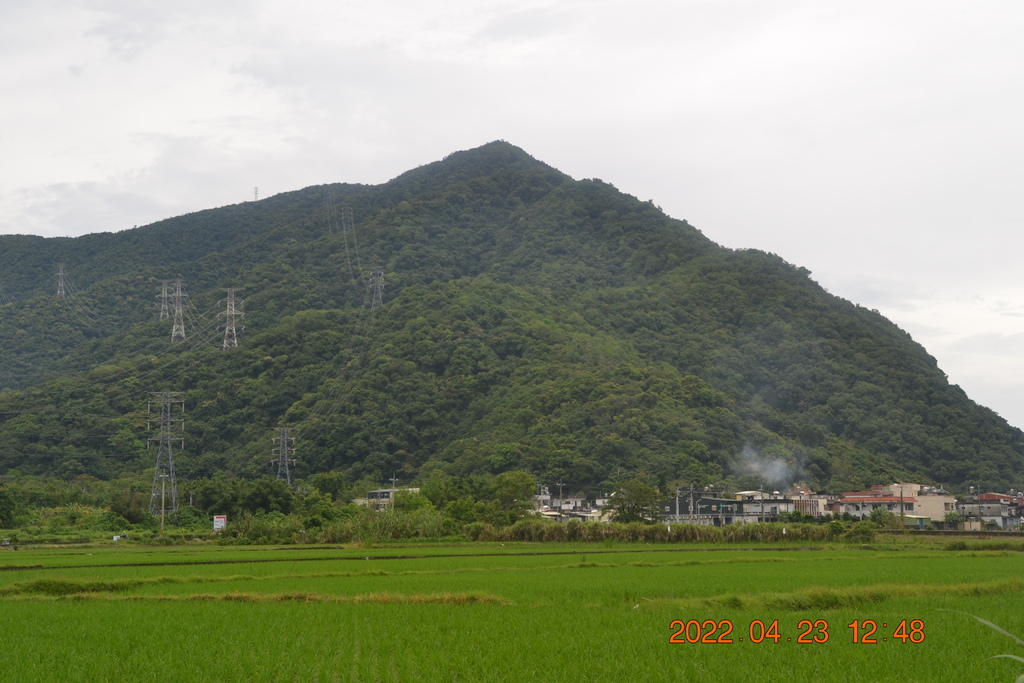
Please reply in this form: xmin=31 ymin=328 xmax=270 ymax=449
xmin=3 ymin=538 xmax=1024 ymax=682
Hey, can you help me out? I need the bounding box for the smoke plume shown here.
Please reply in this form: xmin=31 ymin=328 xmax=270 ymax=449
xmin=736 ymin=443 xmax=797 ymax=488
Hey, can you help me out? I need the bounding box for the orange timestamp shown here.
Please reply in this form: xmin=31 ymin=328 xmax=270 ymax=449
xmin=669 ymin=618 xmax=925 ymax=644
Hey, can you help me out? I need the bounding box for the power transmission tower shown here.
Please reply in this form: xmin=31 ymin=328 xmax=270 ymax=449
xmin=341 ymin=206 xmax=355 ymax=233
xmin=364 ymin=265 xmax=384 ymax=309
xmin=170 ymin=277 xmax=187 ymax=343
xmin=219 ymin=288 xmax=244 ymax=350
xmin=254 ymin=187 xmax=259 ymax=201
xmin=272 ymin=427 xmax=296 ymax=484
xmin=157 ymin=280 xmax=170 ymax=320
xmin=148 ymin=392 xmax=184 ymax=519
xmin=56 ymin=263 xmax=66 ymax=299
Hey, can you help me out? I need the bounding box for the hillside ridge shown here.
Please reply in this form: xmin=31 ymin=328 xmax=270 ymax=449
xmin=0 ymin=141 xmax=1020 ymax=494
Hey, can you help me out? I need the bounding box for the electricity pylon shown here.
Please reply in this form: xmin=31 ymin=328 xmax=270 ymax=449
xmin=56 ymin=263 xmax=66 ymax=299
xmin=148 ymin=392 xmax=184 ymax=519
xmin=219 ymin=288 xmax=244 ymax=350
xmin=170 ymin=278 xmax=187 ymax=343
xmin=365 ymin=265 xmax=384 ymax=309
xmin=157 ymin=280 xmax=170 ymax=320
xmin=272 ymin=427 xmax=296 ymax=484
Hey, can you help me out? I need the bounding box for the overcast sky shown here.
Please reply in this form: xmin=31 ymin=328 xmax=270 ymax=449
xmin=2 ymin=0 xmax=1022 ymax=429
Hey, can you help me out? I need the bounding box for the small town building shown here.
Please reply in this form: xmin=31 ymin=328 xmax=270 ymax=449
xmin=839 ymin=486 xmax=917 ymax=520
xmin=958 ymin=491 xmax=1023 ymax=529
xmin=661 ymin=493 xmax=794 ymax=526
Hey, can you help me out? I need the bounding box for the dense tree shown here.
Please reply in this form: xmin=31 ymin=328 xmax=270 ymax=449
xmin=606 ymin=479 xmax=662 ymax=523
xmin=491 ymin=470 xmax=536 ymax=516
xmin=0 ymin=141 xmax=1020 ymax=498
xmin=108 ymin=487 xmax=148 ymax=524
xmin=0 ymin=483 xmax=17 ymax=528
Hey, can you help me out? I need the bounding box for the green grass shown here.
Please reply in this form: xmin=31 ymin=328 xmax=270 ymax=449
xmin=2 ymin=541 xmax=1024 ymax=681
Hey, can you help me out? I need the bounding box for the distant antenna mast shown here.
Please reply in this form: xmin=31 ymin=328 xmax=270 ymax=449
xmin=170 ymin=277 xmax=187 ymax=343
xmin=273 ymin=426 xmax=296 ymax=484
xmin=254 ymin=187 xmax=259 ymax=201
xmin=157 ymin=280 xmax=170 ymax=320
xmin=56 ymin=263 xmax=66 ymax=299
xmin=148 ymin=392 xmax=183 ymax=519
xmin=219 ymin=288 xmax=244 ymax=350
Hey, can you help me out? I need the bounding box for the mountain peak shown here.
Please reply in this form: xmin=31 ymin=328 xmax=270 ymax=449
xmin=385 ymin=141 xmax=569 ymax=196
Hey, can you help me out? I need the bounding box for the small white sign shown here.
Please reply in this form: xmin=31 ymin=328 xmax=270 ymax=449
xmin=213 ymin=515 xmax=227 ymax=531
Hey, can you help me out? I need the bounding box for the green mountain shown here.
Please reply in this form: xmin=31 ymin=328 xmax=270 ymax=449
xmin=0 ymin=141 xmax=1020 ymax=495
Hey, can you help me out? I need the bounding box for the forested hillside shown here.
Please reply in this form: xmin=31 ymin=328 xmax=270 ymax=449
xmin=0 ymin=141 xmax=1021 ymax=495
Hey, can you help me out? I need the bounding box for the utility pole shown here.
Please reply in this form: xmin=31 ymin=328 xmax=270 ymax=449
xmin=389 ymin=473 xmax=399 ymax=510
xmin=159 ymin=474 xmax=168 ymax=536
xmin=157 ymin=280 xmax=170 ymax=320
xmin=692 ymin=486 xmax=698 ymax=525
xmin=556 ymin=479 xmax=565 ymax=514
xmin=676 ymin=483 xmax=700 ymax=524
xmin=219 ymin=288 xmax=244 ymax=350
xmin=148 ymin=392 xmax=184 ymax=519
xmin=272 ymin=426 xmax=296 ymax=485
xmin=56 ymin=263 xmax=66 ymax=299
xmin=170 ymin=277 xmax=187 ymax=343
xmin=900 ymin=485 xmax=905 ymax=533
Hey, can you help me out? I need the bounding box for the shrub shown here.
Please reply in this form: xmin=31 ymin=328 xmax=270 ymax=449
xmin=845 ymin=520 xmax=878 ymax=543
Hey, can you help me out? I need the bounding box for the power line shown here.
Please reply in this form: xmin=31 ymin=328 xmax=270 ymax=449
xmin=340 ymin=206 xmax=355 ymax=234
xmin=345 ymin=205 xmax=364 ymax=287
xmin=52 ymin=264 xmax=100 ymax=328
xmin=324 ymin=192 xmax=338 ymax=236
xmin=38 ymin=294 xmax=220 ymax=395
xmin=325 ymin=193 xmax=362 ymax=291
